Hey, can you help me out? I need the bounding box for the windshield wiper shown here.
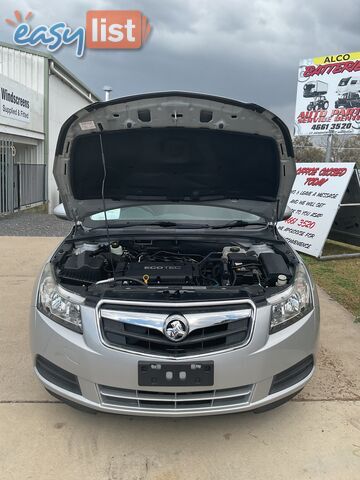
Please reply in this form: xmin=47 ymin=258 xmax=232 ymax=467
xmin=120 ymin=221 xmax=179 ymax=228
xmin=91 ymin=221 xmax=208 ymax=230
xmin=210 ymin=220 xmax=267 ymax=229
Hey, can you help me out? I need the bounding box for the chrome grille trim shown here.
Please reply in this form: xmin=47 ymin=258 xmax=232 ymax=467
xmin=98 ymin=384 xmax=253 ymax=410
xmin=99 ymin=307 xmax=253 ymax=334
xmin=96 ymin=298 xmax=256 ymax=359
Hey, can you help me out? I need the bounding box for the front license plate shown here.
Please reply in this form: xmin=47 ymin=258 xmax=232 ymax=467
xmin=138 ymin=361 xmax=214 ymax=387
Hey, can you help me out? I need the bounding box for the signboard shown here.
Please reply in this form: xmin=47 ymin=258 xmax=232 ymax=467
xmin=0 ymin=82 xmax=30 ymax=123
xmin=277 ymin=162 xmax=356 ymax=257
xmin=295 ymin=51 xmax=360 ymax=136
xmin=0 ymin=75 xmax=44 ymax=133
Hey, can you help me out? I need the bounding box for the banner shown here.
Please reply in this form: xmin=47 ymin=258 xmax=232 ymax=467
xmin=294 ymin=52 xmax=360 ymax=136
xmin=277 ymin=162 xmax=356 ymax=257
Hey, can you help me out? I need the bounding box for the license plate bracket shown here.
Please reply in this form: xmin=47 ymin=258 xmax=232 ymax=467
xmin=138 ymin=361 xmax=214 ymax=387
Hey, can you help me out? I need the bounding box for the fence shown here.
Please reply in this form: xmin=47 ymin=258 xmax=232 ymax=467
xmin=13 ymin=163 xmax=46 ymax=210
xmin=0 ymin=137 xmax=46 ymax=214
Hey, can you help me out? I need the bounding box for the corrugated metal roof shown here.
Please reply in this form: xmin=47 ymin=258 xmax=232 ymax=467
xmin=0 ymin=43 xmax=45 ymax=94
xmin=0 ymin=41 xmax=100 ymax=101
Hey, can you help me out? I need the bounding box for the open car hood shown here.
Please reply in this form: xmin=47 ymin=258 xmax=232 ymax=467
xmin=54 ymin=92 xmax=296 ymax=222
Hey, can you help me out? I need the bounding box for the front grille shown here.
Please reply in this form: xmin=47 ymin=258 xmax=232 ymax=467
xmin=98 ymin=384 xmax=253 ymax=410
xmin=35 ymin=355 xmax=81 ymax=395
xmin=99 ymin=302 xmax=253 ymax=357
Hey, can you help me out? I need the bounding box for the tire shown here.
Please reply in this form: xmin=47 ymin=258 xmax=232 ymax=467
xmin=307 ymin=104 xmax=313 ymax=111
xmin=323 ymin=101 xmax=329 ymax=109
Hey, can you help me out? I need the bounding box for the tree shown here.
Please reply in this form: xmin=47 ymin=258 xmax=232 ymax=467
xmin=333 ymin=136 xmax=360 ymax=167
xmin=317 ymin=135 xmax=360 ymax=166
xmin=293 ymin=136 xmax=324 ymax=162
xmin=293 ymin=135 xmax=360 ymax=166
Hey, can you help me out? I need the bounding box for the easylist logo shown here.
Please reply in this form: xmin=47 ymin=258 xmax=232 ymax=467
xmin=5 ymin=10 xmax=151 ymax=58
xmin=86 ymin=11 xmax=150 ymax=49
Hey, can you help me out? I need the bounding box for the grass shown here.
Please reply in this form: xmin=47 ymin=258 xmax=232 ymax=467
xmin=301 ymin=240 xmax=360 ymax=322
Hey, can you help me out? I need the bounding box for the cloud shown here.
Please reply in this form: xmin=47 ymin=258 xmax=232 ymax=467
xmin=1 ymin=0 xmax=359 ymax=128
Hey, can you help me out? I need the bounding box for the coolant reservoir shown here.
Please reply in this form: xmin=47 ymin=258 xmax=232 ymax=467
xmin=221 ymin=245 xmax=247 ymax=260
xmin=276 ymin=274 xmax=287 ymax=287
xmin=110 ymin=242 xmax=123 ymax=256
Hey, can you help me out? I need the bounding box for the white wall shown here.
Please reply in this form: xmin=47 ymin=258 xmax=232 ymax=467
xmin=48 ymin=74 xmax=94 ymax=212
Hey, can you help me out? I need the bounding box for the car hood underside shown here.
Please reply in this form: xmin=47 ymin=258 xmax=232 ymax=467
xmin=54 ymin=92 xmax=296 ymax=222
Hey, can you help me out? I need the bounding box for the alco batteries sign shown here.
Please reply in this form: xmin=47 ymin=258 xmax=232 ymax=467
xmin=294 ymin=52 xmax=360 ymax=136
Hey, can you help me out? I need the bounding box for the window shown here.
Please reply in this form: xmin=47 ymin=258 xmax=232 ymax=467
xmin=87 ymin=204 xmax=266 ymax=226
xmin=338 ymin=78 xmax=351 ymax=86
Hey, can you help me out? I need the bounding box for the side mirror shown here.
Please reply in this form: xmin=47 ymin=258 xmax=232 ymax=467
xmin=53 ymin=203 xmax=71 ymax=221
xmin=282 ymin=206 xmax=293 ymax=221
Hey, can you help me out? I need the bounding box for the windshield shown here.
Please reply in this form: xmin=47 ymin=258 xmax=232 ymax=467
xmin=84 ymin=204 xmax=266 ymax=227
xmin=338 ymin=77 xmax=351 ymax=86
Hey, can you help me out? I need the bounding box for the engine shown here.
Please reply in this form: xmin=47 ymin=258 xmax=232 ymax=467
xmin=120 ymin=262 xmax=195 ymax=285
xmin=56 ymin=240 xmax=292 ymax=290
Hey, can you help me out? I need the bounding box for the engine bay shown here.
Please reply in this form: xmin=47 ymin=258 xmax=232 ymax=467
xmin=53 ymin=238 xmax=294 ymax=295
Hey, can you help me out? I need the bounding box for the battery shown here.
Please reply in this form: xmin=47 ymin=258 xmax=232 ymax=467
xmin=259 ymin=253 xmax=291 ymax=285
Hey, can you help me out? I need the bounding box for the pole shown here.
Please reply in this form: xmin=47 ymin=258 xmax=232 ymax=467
xmin=103 ymin=86 xmax=112 ymax=101
xmin=325 ymin=134 xmax=333 ymax=162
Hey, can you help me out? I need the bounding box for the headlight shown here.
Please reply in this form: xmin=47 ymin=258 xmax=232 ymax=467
xmin=37 ymin=263 xmax=83 ymax=333
xmin=268 ymin=263 xmax=313 ymax=333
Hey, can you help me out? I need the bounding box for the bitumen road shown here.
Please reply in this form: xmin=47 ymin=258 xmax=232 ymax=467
xmin=0 ymin=236 xmax=359 ymax=480
xmin=0 ymin=212 xmax=71 ymax=236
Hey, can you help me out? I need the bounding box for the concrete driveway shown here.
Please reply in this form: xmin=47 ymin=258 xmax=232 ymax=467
xmin=0 ymin=236 xmax=359 ymax=480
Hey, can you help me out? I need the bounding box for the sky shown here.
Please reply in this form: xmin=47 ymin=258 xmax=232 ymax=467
xmin=1 ymin=0 xmax=359 ymax=130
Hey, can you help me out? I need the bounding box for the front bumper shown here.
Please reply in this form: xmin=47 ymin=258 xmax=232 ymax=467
xmin=30 ymin=301 xmax=320 ymax=417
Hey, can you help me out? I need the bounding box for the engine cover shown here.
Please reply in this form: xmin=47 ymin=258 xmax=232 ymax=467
xmin=125 ymin=262 xmax=194 ymax=285
xmin=60 ymin=252 xmax=105 ymax=282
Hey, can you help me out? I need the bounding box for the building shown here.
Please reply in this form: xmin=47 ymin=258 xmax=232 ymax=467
xmin=0 ymin=42 xmax=100 ymax=215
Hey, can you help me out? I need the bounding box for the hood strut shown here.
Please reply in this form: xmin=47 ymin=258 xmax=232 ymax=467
xmin=98 ymin=129 xmax=116 ymax=280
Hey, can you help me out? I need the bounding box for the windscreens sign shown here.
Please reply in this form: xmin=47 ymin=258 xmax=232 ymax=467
xmin=0 ymin=75 xmax=44 ymax=132
xmin=277 ymin=162 xmax=356 ymax=257
xmin=295 ymin=52 xmax=360 ymax=136
xmin=0 ymin=83 xmax=30 ymax=123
